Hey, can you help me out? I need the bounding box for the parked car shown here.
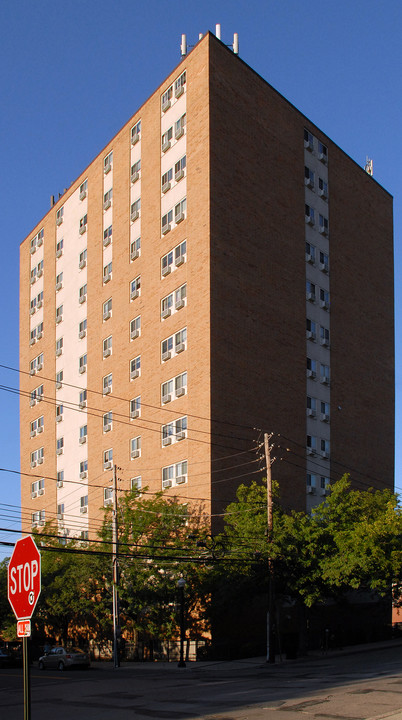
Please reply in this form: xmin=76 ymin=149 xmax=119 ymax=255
xmin=38 ymin=647 xmax=90 ymax=671
xmin=0 ymin=647 xmax=23 ymax=668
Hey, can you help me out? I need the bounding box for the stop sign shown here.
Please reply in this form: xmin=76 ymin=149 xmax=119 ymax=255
xmin=8 ymin=536 xmax=41 ymax=620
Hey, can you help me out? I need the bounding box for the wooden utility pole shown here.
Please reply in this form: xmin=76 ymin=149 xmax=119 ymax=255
xmin=112 ymin=463 xmax=120 ymax=668
xmin=264 ymin=433 xmax=275 ymax=663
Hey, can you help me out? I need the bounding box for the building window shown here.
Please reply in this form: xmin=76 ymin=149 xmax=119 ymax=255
xmin=320 ymin=326 xmax=330 ymax=347
xmin=103 ymin=373 xmax=112 ymax=395
xmin=174 ymin=198 xmax=186 ymax=224
xmin=318 ymin=141 xmax=328 ymax=163
xmin=79 ymin=353 xmax=87 ymax=374
xmin=103 ymin=188 xmax=113 ymax=211
xmin=319 ymin=251 xmax=329 ymax=273
xmin=30 ymin=416 xmax=44 ymax=437
xmin=79 ymin=248 xmax=87 ymax=269
xmin=104 ymin=225 xmax=112 ymax=247
xmin=161 ymin=327 xmax=187 ymax=361
xmin=175 ymin=113 xmax=186 ymax=140
xmin=80 ymin=495 xmax=88 ymax=513
xmin=306 ymin=318 xmax=316 ymax=341
xmin=31 ymin=477 xmax=45 ymax=498
xmin=57 ymin=503 xmax=64 ymax=520
xmin=307 ymin=473 xmax=317 ymax=492
xmin=305 ymin=204 xmax=315 ymax=225
xmin=306 ymin=396 xmax=317 ymax=417
xmin=79 ymin=284 xmax=87 ymax=304
xmin=79 ymin=389 xmax=87 ymax=408
xmin=55 ymin=337 xmax=63 ymax=357
xmin=161 ymin=209 xmax=173 ymax=235
xmin=162 ymin=168 xmax=173 ymax=193
xmin=56 ymin=305 xmax=63 ymax=324
xmin=304 ymin=166 xmax=315 ymax=189
xmin=319 ymin=214 xmax=329 ymax=236
xmin=79 ymin=425 xmax=88 ymax=444
xmin=104 ymin=151 xmax=113 ymax=174
xmin=304 ymin=129 xmax=314 ymax=151
xmin=80 ymin=531 xmax=89 ymax=541
xmin=104 ymin=487 xmax=113 ymax=506
xmin=320 ymin=439 xmax=330 ymax=457
xmin=130 ymin=396 xmax=141 ymax=419
xmin=131 ymin=160 xmax=141 ymax=183
xmin=318 ymin=177 xmax=328 ymax=199
xmin=161 ymin=372 xmax=187 ymax=404
xmin=162 ymin=416 xmax=187 ymax=446
xmin=162 ymin=460 xmax=188 ymax=488
xmin=55 ymin=272 xmax=63 ymax=291
xmin=320 ymin=401 xmax=330 ymax=422
xmin=30 ymin=267 xmax=37 ymax=284
xmin=103 ymin=411 xmax=113 ymax=433
xmin=307 ymin=357 xmax=317 ymax=379
xmin=320 ymin=476 xmax=330 ymax=494
xmin=130 ymin=276 xmax=141 ymax=300
xmin=161 ymin=126 xmax=173 ymax=152
xmin=130 ymin=198 xmax=141 ymax=222
xmin=161 ymin=241 xmax=186 ymax=277
xmin=56 ymin=437 xmax=64 ymax=455
xmin=130 ymin=315 xmax=141 ymax=340
xmin=103 ymin=298 xmax=112 ymax=321
xmin=175 ymin=71 xmax=186 ymax=97
xmin=306 ymin=242 xmax=316 ymax=264
xmin=103 ymin=448 xmax=113 ymax=469
xmin=131 ymin=121 xmax=141 ymax=145
xmin=174 ymin=155 xmax=186 ymax=182
xmin=161 ymin=293 xmax=173 ymax=319
xmin=130 ymin=436 xmax=141 ymax=459
xmin=79 ymin=318 xmax=87 ymax=339
xmin=103 ymin=262 xmax=112 ymax=284
xmin=130 ymin=236 xmax=141 ymax=261
xmin=79 ymin=214 xmax=88 ymax=235
xmin=131 ymin=476 xmax=142 ymax=493
xmin=130 ymin=356 xmax=141 ymax=380
xmin=320 ymin=363 xmax=330 ymax=384
xmin=56 ymin=238 xmax=64 ymax=258
xmin=56 ymin=207 xmax=64 ymax=226
xmin=30 ymin=353 xmax=43 ymax=376
xmin=56 ymin=404 xmax=63 ymax=422
xmin=306 ymin=281 xmax=316 ymax=302
xmin=306 ymin=435 xmax=317 ymax=454
xmin=103 ymin=335 xmax=112 ymax=358
xmin=56 ymin=371 xmax=63 ymax=389
xmin=79 ymin=179 xmax=88 ymax=200
xmin=161 ymin=284 xmax=186 ymax=319
xmin=57 ymin=470 xmax=64 ymax=487
xmin=162 ymin=85 xmax=173 ymax=112
xmin=37 ymin=259 xmax=44 ymax=277
xmin=319 ymin=288 xmax=330 ymax=310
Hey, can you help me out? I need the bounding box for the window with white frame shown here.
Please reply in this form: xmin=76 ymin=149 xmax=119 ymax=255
xmin=306 ymin=473 xmax=317 ymax=490
xmin=79 ymin=283 xmax=87 ymax=304
xmin=131 ymin=476 xmax=142 ymax=493
xmin=31 ymin=477 xmax=45 ymax=498
xmin=56 ymin=404 xmax=63 ymax=422
xmin=175 ymin=113 xmax=186 ymax=140
xmin=130 ymin=436 xmax=141 ymax=458
xmin=79 ymin=353 xmax=87 ymax=374
xmin=56 ymin=437 xmax=64 ymax=454
xmin=162 ymin=167 xmax=173 ymax=193
xmin=174 ymin=155 xmax=186 ymax=182
xmin=104 ymin=224 xmax=112 ymax=247
xmin=320 ymin=476 xmax=330 ymax=492
xmin=161 ymin=416 xmax=187 ymax=446
xmin=131 ymin=120 xmax=141 ymax=145
xmin=306 ymin=435 xmax=317 ymax=454
xmin=306 ymin=396 xmax=317 ymax=417
xmin=319 ymin=288 xmax=330 ymax=310
xmin=318 ymin=141 xmax=328 ymax=163
xmin=79 ymin=425 xmax=87 ymax=443
xmin=319 ymin=214 xmax=329 ymax=235
xmin=104 ymin=487 xmax=113 ymax=506
xmin=80 ymin=460 xmax=88 ymax=477
xmin=305 ymin=204 xmax=315 ymax=225
xmin=161 ymin=209 xmax=173 ymax=235
xmin=161 ymin=284 xmax=186 ymax=319
xmin=57 ymin=470 xmax=64 ymax=487
xmin=103 ymin=261 xmax=112 ymax=283
xmin=104 ymin=151 xmax=113 ymax=174
xmin=130 ymin=356 xmax=141 ymax=379
xmin=80 ymin=495 xmax=88 ymax=512
xmin=30 ymin=384 xmax=44 ymax=405
xmin=130 ymin=276 xmax=141 ymax=300
xmin=320 ymin=326 xmax=330 ymax=347
xmin=56 ymin=370 xmax=63 ymax=389
xmin=320 ymin=401 xmax=330 ymax=421
xmin=320 ymin=438 xmax=330 ymax=457
xmin=30 ymin=267 xmax=37 ymax=284
xmin=79 ymin=179 xmax=88 ymax=200
xmin=79 ymin=248 xmax=87 ymax=268
xmin=103 ymin=373 xmax=112 ymax=394
xmin=79 ymin=389 xmax=87 ymax=407
xmin=56 ymin=238 xmax=64 ymax=257
xmin=161 ymin=327 xmax=187 ymax=361
xmin=304 ymin=165 xmax=315 ymax=189
xmin=130 ymin=236 xmax=141 ymax=261
xmin=30 ymin=416 xmax=44 ymax=437
xmin=56 ymin=304 xmax=63 ymax=323
xmin=103 ymin=188 xmax=113 ymax=211
xmin=103 ymin=411 xmax=113 ymax=433
xmin=319 ymin=250 xmax=329 ymax=273
xmin=320 ymin=363 xmax=330 ymax=384
xmin=56 ymin=337 xmax=63 ymax=356
xmin=318 ymin=177 xmax=328 ymax=199
xmin=79 ymin=214 xmax=88 ymax=234
xmin=37 ymin=259 xmax=44 ymax=277
xmin=131 ymin=160 xmax=141 ymax=183
xmin=36 ymin=290 xmax=43 ymax=308
xmin=130 ymin=198 xmax=141 ymax=222
xmin=103 ymin=335 xmax=112 ymax=358
xmin=55 ymin=272 xmax=63 ymax=291
xmin=103 ymin=448 xmax=113 ymax=468
xmin=78 ymin=318 xmax=87 ymax=338
xmin=161 ymin=241 xmax=186 ymax=277
xmin=306 ymin=281 xmax=316 ymax=302
xmin=103 ymin=298 xmax=112 ymax=320
xmin=304 ymin=128 xmax=314 ymax=151
xmin=57 ymin=503 xmax=64 ymax=519
xmin=161 ymin=85 xmax=173 ymax=112
xmin=130 ymin=315 xmax=141 ymax=340
xmin=30 ymin=353 xmax=43 ymax=375
xmin=56 ymin=206 xmax=64 ymax=226
xmin=175 ymin=71 xmax=186 ymax=97
xmin=161 ymin=126 xmax=173 ymax=152
xmin=130 ymin=396 xmax=141 ymax=419
xmin=307 ymin=357 xmax=317 ymax=379
xmin=162 ymin=460 xmax=188 ymax=488
xmin=306 ymin=318 xmax=316 ymax=341
xmin=174 ymin=198 xmax=186 ymax=224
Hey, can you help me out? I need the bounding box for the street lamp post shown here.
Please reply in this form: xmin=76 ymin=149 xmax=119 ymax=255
xmin=177 ymin=577 xmax=186 ymax=668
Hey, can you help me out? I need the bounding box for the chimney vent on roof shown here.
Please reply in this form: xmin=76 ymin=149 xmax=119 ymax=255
xmin=181 ymin=34 xmax=187 ymax=57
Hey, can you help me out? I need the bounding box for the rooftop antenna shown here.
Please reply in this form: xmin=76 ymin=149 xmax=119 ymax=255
xmin=180 ymin=28 xmax=239 ymax=56
xmin=215 ymin=24 xmax=221 ymax=39
xmin=364 ymin=157 xmax=373 ymax=176
xmin=181 ymin=34 xmax=187 ymax=57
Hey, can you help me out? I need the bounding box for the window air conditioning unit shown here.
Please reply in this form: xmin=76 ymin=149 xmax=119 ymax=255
xmin=57 ymin=513 xmax=64 ymax=521
xmin=103 ymin=236 xmax=111 ymax=248
xmin=30 ymin=307 xmax=36 ymax=316
xmin=55 ymin=349 xmax=62 ymax=357
xmin=79 ymin=366 xmax=86 ymax=374
xmin=307 ymin=409 xmax=316 ymax=417
xmin=176 ymin=343 xmax=185 ymax=353
xmin=29 ymin=338 xmax=36 ymax=346
xmin=175 ymin=126 xmax=184 ymax=140
xmin=175 ymin=169 xmax=184 ymax=182
xmin=30 ymin=276 xmax=36 ymax=285
xmin=79 ymin=189 xmax=87 ymax=201
xmin=79 ymin=330 xmax=86 ymax=339
xmin=306 ymin=331 xmax=316 ymax=341
xmin=162 ymin=223 xmax=171 ymax=235
xmin=104 ymin=498 xmax=113 ymax=506
xmin=176 ymin=431 xmax=185 ymax=441
xmin=131 ymin=131 xmax=139 ymax=145
xmin=56 ymin=217 xmax=63 ymax=227
xmin=56 ymin=315 xmax=62 ymax=324
xmin=37 ymin=426 xmax=43 ymax=434
xmin=37 ymin=457 xmax=43 ymax=464
xmin=319 ymin=188 xmax=328 ymax=199
xmin=130 ymin=409 xmax=140 ymax=419
xmin=56 ymin=448 xmax=63 ymax=456
xmin=103 ymin=311 xmax=111 ymax=321
xmin=103 ymin=199 xmax=111 ymax=211
xmin=56 ymin=414 xmax=62 ymax=422
xmin=304 ymin=139 xmax=313 ymax=151
xmin=37 ymin=300 xmax=43 ymax=309
xmin=131 ymin=210 xmax=139 ymax=222
xmin=162 ymin=181 xmax=171 ymax=194
xmin=320 ymin=338 xmax=329 ymax=348
xmin=130 ymin=329 xmax=139 ymax=340
xmin=31 ymin=492 xmax=37 ymax=499
xmin=131 ymin=450 xmax=140 ymax=459
xmin=176 ymin=387 xmax=185 ymax=397
xmin=57 ymin=480 xmax=63 ymax=488
xmin=104 ymin=160 xmax=111 ymax=174
xmin=162 ymin=394 xmax=171 ymax=404
xmin=131 ymin=171 xmax=139 ymax=184
xmin=103 ymin=348 xmax=111 ymax=358
xmin=30 ymin=430 xmax=36 ymax=438
xmin=79 ymin=225 xmax=87 ymax=235
xmin=161 ymin=140 xmax=171 ymax=153
xmin=104 ymin=424 xmax=111 ymax=433
xmin=175 ymin=84 xmax=184 ymax=99
xmin=175 ymin=299 xmax=185 ymax=310
xmin=130 ymin=290 xmax=139 ymax=301
xmin=175 ymin=211 xmax=184 ymax=224
xmin=162 ymin=437 xmax=172 ymax=446
xmin=80 ymin=506 xmax=88 ymax=514
xmin=37 ymin=331 xmax=43 ymax=340
xmin=321 ymin=376 xmax=330 ymax=385
xmin=130 ymin=370 xmax=139 ymax=380
xmin=30 ymin=399 xmax=36 ymax=407
xmin=307 ymin=486 xmax=314 ymax=494
xmin=80 ymin=471 xmax=87 ymax=479
xmin=318 ymin=152 xmax=327 ymax=164
xmin=176 ymin=475 xmax=186 ymax=484
xmin=321 ymin=413 xmax=330 ymax=423
xmin=162 ymin=479 xmax=172 ymax=489
xmin=30 ymin=245 xmax=36 ymax=255
xmin=161 ymin=265 xmax=171 ymax=276
xmin=103 ymin=272 xmax=111 ymax=284
xmin=79 ymin=295 xmax=86 ymax=304
xmin=56 ymin=381 xmax=62 ymax=390
xmin=37 ymin=362 xmax=43 ymax=371
xmin=161 ymin=308 xmax=171 ymax=319
xmin=320 ymin=488 xmax=327 ymax=496
xmin=79 ymin=401 xmax=86 ymax=409
xmin=38 ymin=489 xmax=44 ymax=496
xmin=321 ymin=451 xmax=329 ymax=459
xmin=55 ymin=282 xmax=62 ymax=292
xmin=29 ymin=369 xmax=36 ymax=376
xmin=103 ymin=386 xmax=111 ymax=395
xmin=37 ymin=269 xmax=43 ymax=278
xmin=320 ymin=300 xmax=329 ymax=310
xmin=306 ymin=292 xmax=315 ymax=302
xmin=304 ymin=177 xmax=314 ymax=189
xmin=162 ymin=351 xmax=171 ymax=362
xmin=307 ymin=448 xmax=316 ymax=456
xmin=305 ymin=214 xmax=314 ymax=225
xmin=104 ymin=461 xmax=112 ymax=469
xmin=161 ymin=99 xmax=171 ymax=113
xmin=130 ymin=249 xmax=139 ymax=261
xmin=79 ymin=436 xmax=87 ymax=445
xmin=319 ymin=225 xmax=328 ymax=236
xmin=79 ymin=259 xmax=86 ymax=269
xmin=56 ymin=249 xmax=62 ymax=258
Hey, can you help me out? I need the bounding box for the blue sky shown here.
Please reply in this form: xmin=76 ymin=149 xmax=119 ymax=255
xmin=0 ymin=0 xmax=401 ymax=561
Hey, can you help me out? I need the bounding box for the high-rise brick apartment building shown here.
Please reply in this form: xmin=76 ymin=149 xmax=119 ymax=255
xmin=20 ymin=32 xmax=394 ymax=540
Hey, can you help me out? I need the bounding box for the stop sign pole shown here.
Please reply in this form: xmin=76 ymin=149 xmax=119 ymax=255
xmin=8 ymin=536 xmax=41 ymax=720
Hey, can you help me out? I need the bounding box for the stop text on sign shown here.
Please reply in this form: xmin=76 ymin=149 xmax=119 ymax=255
xmin=9 ymin=560 xmax=39 ymax=599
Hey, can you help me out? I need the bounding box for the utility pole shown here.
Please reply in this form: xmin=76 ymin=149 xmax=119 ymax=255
xmin=112 ymin=463 xmax=120 ymax=668
xmin=264 ymin=433 xmax=275 ymax=663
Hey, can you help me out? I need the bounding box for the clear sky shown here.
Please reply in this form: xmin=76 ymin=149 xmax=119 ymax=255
xmin=0 ymin=0 xmax=401 ymax=561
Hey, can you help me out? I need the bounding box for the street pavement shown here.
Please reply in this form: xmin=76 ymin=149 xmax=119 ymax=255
xmin=1 ymin=639 xmax=402 ymax=719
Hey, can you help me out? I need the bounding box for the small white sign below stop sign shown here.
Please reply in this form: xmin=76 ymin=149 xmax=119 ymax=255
xmin=8 ymin=536 xmax=41 ymax=620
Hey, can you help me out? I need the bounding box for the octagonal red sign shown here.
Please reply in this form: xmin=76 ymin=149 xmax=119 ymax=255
xmin=7 ymin=536 xmax=41 ymax=620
